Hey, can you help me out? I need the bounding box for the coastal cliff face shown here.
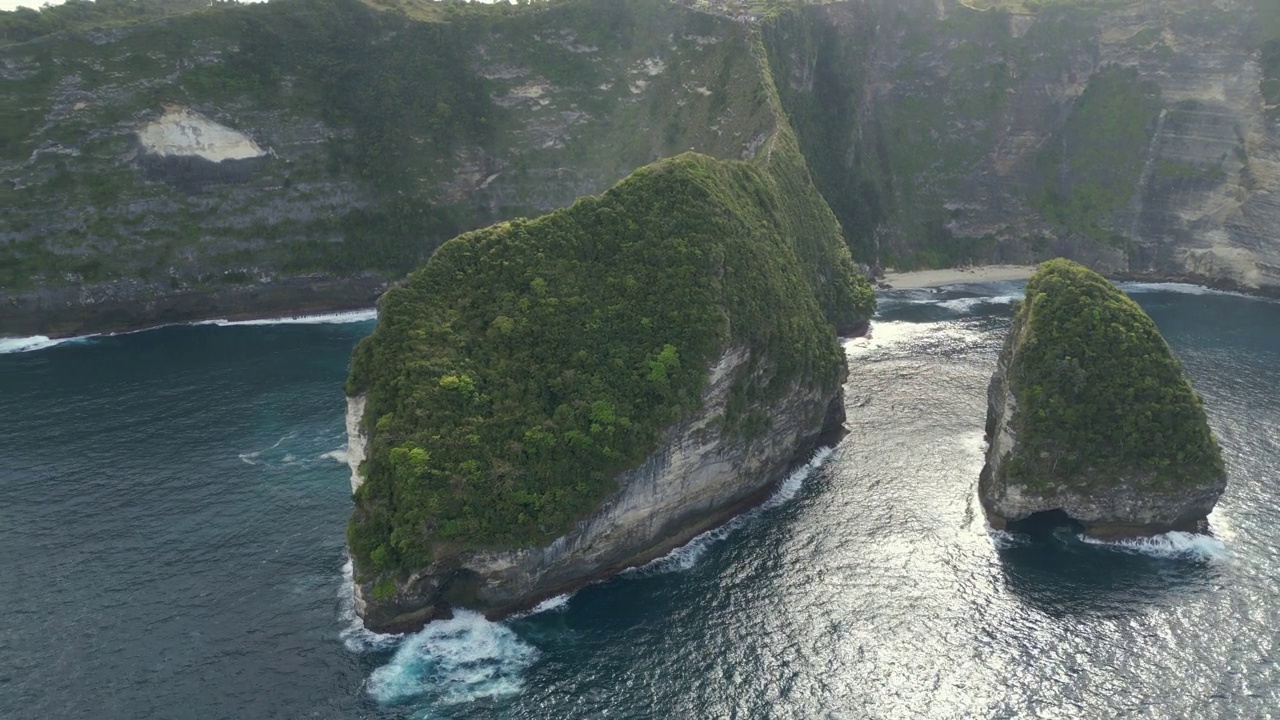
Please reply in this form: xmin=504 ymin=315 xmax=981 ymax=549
xmin=979 ymin=260 xmax=1227 ymax=537
xmin=344 ymin=394 xmax=367 ymax=495
xmin=2 ymin=0 xmax=777 ymax=335
xmin=349 ymin=347 xmax=843 ymax=631
xmin=766 ymin=0 xmax=1280 ymax=289
xmin=4 ymin=0 xmax=1279 ymax=336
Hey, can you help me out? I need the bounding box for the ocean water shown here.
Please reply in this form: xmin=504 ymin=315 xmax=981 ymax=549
xmin=1 ymin=286 xmax=1277 ymax=719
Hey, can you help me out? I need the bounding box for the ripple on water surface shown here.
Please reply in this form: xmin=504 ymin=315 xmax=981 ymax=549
xmin=2 ymin=284 xmax=1278 ymax=719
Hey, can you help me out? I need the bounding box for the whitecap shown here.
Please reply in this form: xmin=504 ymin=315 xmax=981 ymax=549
xmin=366 ymin=609 xmax=538 ymax=706
xmin=935 ymin=294 xmax=1022 ymax=312
xmin=338 ymin=558 xmax=402 ymax=653
xmin=628 ymin=446 xmax=834 ymax=575
xmin=510 ymin=594 xmax=572 ymax=620
xmin=988 ymin=529 xmax=1031 ymax=550
xmin=320 ymin=448 xmax=349 ymax=464
xmin=0 ymin=334 xmax=96 ymax=354
xmin=197 ymin=309 xmax=377 ymax=327
xmin=1077 ymin=530 xmax=1227 ymax=561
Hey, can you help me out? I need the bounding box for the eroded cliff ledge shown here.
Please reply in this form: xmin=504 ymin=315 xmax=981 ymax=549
xmin=979 ymin=259 xmax=1227 ymax=538
xmin=343 ymin=148 xmax=872 ymax=631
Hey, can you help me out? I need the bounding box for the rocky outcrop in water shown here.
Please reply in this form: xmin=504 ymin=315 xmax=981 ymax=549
xmin=340 ymin=144 xmax=870 ymax=631
xmin=347 ymin=348 xmax=845 ymax=631
xmin=979 ymin=259 xmax=1227 ymax=537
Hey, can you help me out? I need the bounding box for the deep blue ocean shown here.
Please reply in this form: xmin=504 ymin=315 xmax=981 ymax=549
xmin=1 ymin=285 xmax=1277 ymax=719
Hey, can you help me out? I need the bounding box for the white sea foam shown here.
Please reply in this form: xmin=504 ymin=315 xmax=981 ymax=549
xmin=0 ymin=334 xmax=96 ymax=354
xmin=511 ymin=594 xmax=572 ymax=620
xmin=320 ymin=448 xmax=349 ymax=464
xmin=1078 ymin=531 xmax=1228 ymax=561
xmin=197 ymin=309 xmax=377 ymax=327
xmin=988 ymin=529 xmax=1031 ymax=550
xmin=338 ymin=558 xmax=402 ymax=653
xmin=935 ymin=294 xmax=1022 ymax=312
xmin=1117 ymin=282 xmax=1251 ymax=299
xmin=628 ymin=447 xmax=834 ymax=575
xmin=365 ymin=609 xmax=538 ymax=706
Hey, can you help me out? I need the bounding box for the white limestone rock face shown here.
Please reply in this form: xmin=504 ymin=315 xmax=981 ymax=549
xmin=136 ymin=106 xmax=266 ymax=161
xmin=348 ymin=345 xmax=846 ymax=632
xmin=345 ymin=394 xmax=368 ymax=495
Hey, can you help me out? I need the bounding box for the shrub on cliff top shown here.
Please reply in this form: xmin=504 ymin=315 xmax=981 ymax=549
xmin=1005 ymin=258 xmax=1223 ymax=487
xmin=345 ymin=152 xmax=873 ymax=575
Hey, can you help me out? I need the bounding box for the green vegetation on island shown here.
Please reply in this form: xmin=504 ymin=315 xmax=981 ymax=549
xmin=346 ymin=150 xmax=872 ymax=578
xmin=1003 ymin=259 xmax=1223 ymax=488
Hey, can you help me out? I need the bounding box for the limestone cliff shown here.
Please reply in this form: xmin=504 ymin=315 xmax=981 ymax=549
xmin=766 ymin=0 xmax=1280 ymax=290
xmin=5 ymin=0 xmax=1279 ymax=334
xmin=344 ymin=394 xmax=367 ymax=495
xmin=979 ymin=259 xmax=1227 ymax=537
xmin=1 ymin=0 xmax=779 ymax=335
xmin=348 ymin=348 xmax=844 ymax=631
xmin=341 ymin=144 xmax=870 ymax=631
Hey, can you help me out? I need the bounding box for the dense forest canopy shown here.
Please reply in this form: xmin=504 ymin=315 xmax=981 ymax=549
xmin=1005 ymin=259 xmax=1223 ymax=488
xmin=345 ymin=151 xmax=873 ymax=585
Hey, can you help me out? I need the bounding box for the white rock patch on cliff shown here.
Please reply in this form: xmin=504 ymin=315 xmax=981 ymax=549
xmin=136 ymin=107 xmax=266 ymax=161
xmin=346 ymin=394 xmax=368 ymax=494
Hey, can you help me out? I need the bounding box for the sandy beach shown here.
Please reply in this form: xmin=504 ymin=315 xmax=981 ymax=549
xmin=879 ymin=264 xmax=1037 ymax=289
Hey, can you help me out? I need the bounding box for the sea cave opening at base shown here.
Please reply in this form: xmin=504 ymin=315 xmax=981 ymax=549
xmin=1005 ymin=509 xmax=1085 ymax=540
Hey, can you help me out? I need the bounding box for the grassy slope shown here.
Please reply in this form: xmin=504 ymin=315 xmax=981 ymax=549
xmin=1005 ymin=259 xmax=1223 ymax=489
xmin=346 ymin=147 xmax=872 ymax=580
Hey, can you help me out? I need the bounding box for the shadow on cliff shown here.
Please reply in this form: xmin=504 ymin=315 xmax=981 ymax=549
xmin=992 ymin=514 xmax=1223 ymax=618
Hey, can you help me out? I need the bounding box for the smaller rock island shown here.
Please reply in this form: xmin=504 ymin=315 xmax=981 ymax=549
xmin=980 ymin=259 xmax=1227 ymax=538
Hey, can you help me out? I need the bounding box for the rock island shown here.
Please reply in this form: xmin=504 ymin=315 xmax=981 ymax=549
xmin=344 ymin=142 xmax=874 ymax=632
xmin=980 ymin=259 xmax=1227 ymax=538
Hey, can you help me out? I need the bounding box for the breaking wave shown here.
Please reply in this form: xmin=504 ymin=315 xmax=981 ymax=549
xmin=511 ymin=594 xmax=571 ymax=620
xmin=320 ymin=448 xmax=348 ymax=464
xmin=365 ymin=610 xmax=538 ymax=707
xmin=197 ymin=310 xmax=377 ymax=327
xmin=1117 ymin=282 xmax=1256 ymax=299
xmin=988 ymin=529 xmax=1032 ymax=550
xmin=935 ymin=294 xmax=1022 ymax=312
xmin=0 ymin=334 xmax=96 ymax=354
xmin=338 ymin=558 xmax=402 ymax=653
xmin=1077 ymin=531 xmax=1228 ymax=561
xmin=628 ymin=447 xmax=834 ymax=575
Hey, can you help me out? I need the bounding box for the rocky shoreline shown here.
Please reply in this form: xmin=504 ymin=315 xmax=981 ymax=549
xmin=345 ymin=336 xmax=858 ymax=633
xmin=7 ymin=267 xmax=1277 ymax=342
xmin=1 ymin=274 xmax=389 ymax=340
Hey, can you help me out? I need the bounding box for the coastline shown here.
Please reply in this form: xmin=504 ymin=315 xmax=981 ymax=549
xmin=0 ymin=306 xmax=379 ymax=354
xmin=879 ymin=265 xmax=1037 ymax=289
xmin=879 ymin=264 xmax=1280 ymax=300
xmin=6 ymin=266 xmax=1277 ymax=346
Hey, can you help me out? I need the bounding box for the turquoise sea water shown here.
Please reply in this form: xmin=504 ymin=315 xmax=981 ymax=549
xmin=1 ymin=286 xmax=1276 ymax=718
